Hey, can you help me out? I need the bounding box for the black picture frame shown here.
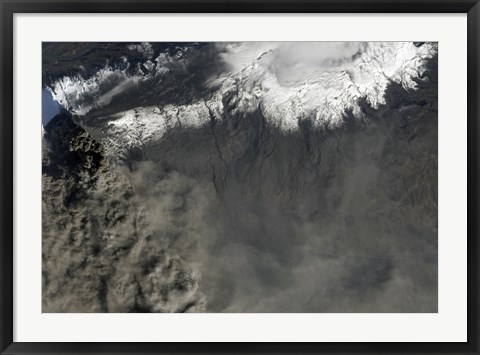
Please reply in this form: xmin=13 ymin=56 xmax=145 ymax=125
xmin=1 ymin=1 xmax=479 ymax=354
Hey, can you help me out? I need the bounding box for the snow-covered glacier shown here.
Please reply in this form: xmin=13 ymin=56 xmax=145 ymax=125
xmin=47 ymin=42 xmax=437 ymax=156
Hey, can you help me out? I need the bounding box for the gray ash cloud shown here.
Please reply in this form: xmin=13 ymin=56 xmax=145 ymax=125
xmin=42 ymin=114 xmax=205 ymax=312
xmin=42 ymin=43 xmax=438 ymax=312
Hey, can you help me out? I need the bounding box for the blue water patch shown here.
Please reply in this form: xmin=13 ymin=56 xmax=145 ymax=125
xmin=42 ymin=88 xmax=61 ymax=126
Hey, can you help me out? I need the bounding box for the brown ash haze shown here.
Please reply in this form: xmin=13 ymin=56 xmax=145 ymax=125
xmin=42 ymin=42 xmax=438 ymax=312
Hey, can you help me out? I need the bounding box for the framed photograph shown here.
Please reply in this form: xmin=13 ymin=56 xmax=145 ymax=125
xmin=1 ymin=0 xmax=479 ymax=354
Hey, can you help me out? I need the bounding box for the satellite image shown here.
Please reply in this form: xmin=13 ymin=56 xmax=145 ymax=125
xmin=42 ymin=42 xmax=438 ymax=313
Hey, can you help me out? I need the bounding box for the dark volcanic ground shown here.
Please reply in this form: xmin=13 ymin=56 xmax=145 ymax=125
xmin=42 ymin=44 xmax=438 ymax=313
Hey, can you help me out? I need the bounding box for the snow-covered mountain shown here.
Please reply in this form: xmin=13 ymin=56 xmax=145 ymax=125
xmin=47 ymin=42 xmax=437 ymax=159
